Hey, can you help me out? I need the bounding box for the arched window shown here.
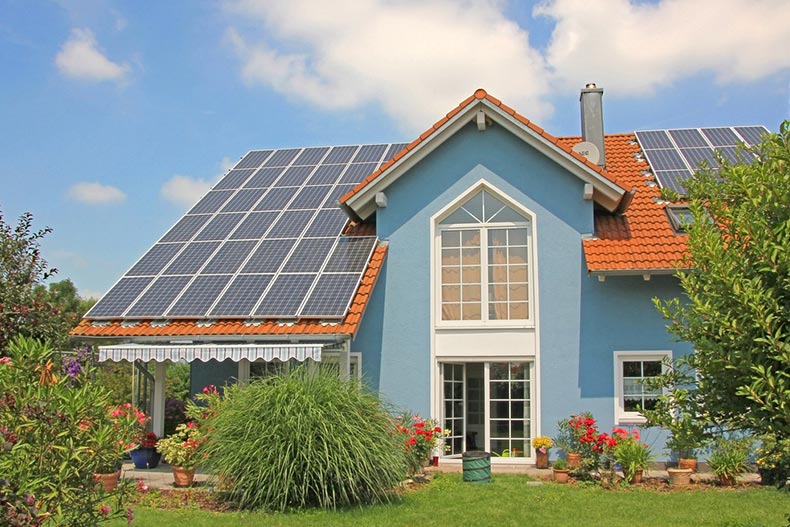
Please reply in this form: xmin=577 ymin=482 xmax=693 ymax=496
xmin=438 ymin=189 xmax=531 ymax=322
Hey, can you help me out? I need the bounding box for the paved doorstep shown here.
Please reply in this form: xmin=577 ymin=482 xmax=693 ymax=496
xmin=122 ymin=462 xmax=211 ymax=490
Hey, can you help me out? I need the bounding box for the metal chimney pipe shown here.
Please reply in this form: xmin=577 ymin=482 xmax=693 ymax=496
xmin=580 ymin=83 xmax=606 ymax=167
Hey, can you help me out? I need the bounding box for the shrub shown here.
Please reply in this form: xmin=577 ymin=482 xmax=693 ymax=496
xmin=0 ymin=337 xmax=140 ymax=525
xmin=156 ymin=422 xmax=206 ymax=469
xmin=708 ymin=436 xmax=752 ymax=480
xmin=201 ymin=367 xmax=407 ymax=511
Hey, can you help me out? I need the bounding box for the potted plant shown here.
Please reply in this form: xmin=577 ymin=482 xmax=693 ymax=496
xmin=93 ymin=403 xmax=149 ymax=492
xmin=552 ymin=459 xmax=570 ymax=483
xmin=532 ymin=436 xmax=553 ymax=469
xmin=707 ymin=436 xmax=752 ymax=486
xmin=156 ymin=422 xmax=205 ymax=487
xmin=614 ymin=430 xmax=652 ymax=483
xmin=129 ymin=432 xmax=161 ymax=469
xmin=554 ymin=412 xmax=594 ymax=469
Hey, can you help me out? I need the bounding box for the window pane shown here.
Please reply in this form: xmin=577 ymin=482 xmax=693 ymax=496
xmin=623 ymin=378 xmax=642 ymax=395
xmin=509 ymin=284 xmax=528 ymax=302
xmin=442 ymin=266 xmax=460 ymax=283
xmin=489 ymin=284 xmax=508 ymax=302
xmin=461 ymin=230 xmax=480 ymax=247
xmin=642 ymin=397 xmax=659 ymax=411
xmin=489 ymin=265 xmax=507 ymax=284
xmin=462 ymin=191 xmax=484 ymax=221
xmin=624 ymin=397 xmax=641 ymax=411
xmin=490 ymin=401 xmax=509 ymax=418
xmin=492 ymin=420 xmax=510 ymax=435
xmin=441 ymin=230 xmax=460 ymax=247
xmin=488 ymin=228 xmax=508 ymax=247
xmin=509 ymin=302 xmax=529 ymax=319
xmin=441 ymin=248 xmax=459 ymax=265
xmin=462 ymin=248 xmax=480 ymax=265
xmin=461 ymin=302 xmax=481 ymax=320
xmin=511 ymin=401 xmax=525 ymax=417
xmin=442 ymin=285 xmax=460 ymax=302
xmin=511 ymin=421 xmax=525 ymax=437
xmin=442 ymin=303 xmax=460 ymax=320
xmin=490 ymin=362 xmax=508 ymax=380
xmin=508 ymin=245 xmax=528 ymax=264
xmin=509 ymin=265 xmax=528 ymax=282
xmin=491 ymin=381 xmax=509 ymax=399
xmin=510 ymin=382 xmax=525 ymax=399
xmin=462 ymin=284 xmax=481 ymax=302
xmin=510 ymin=363 xmax=527 ymax=380
xmin=623 ymin=361 xmax=642 ymax=377
xmin=490 ymin=439 xmax=509 ymax=455
xmin=508 ymin=229 xmax=528 ymax=246
xmin=441 ymin=208 xmax=477 ymax=225
xmin=489 ymin=302 xmax=508 ymax=320
xmin=461 ymin=266 xmax=480 ymax=283
xmin=643 ymin=360 xmax=662 ymax=377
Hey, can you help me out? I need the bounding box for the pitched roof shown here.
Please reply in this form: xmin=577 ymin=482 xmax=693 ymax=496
xmin=573 ymin=134 xmax=688 ymax=273
xmin=340 ymin=88 xmax=628 ymax=218
xmin=71 ymin=245 xmax=387 ymax=339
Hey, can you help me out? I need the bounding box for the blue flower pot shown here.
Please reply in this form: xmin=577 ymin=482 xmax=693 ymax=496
xmin=130 ymin=447 xmax=161 ymax=469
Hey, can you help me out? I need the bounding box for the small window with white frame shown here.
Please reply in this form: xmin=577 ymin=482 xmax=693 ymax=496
xmin=614 ymin=351 xmax=670 ymax=424
xmin=321 ymin=352 xmax=362 ymax=379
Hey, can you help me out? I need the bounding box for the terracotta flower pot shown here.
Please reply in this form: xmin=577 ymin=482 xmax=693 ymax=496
xmin=667 ymin=468 xmax=692 ymax=486
xmin=536 ymin=449 xmax=549 ymax=469
xmin=94 ymin=470 xmax=121 ymax=492
xmin=678 ymin=458 xmax=697 ymax=472
xmin=553 ymin=468 xmax=570 ymax=483
xmin=566 ymin=452 xmax=582 ymax=469
xmin=172 ymin=466 xmax=196 ymax=487
xmin=628 ymin=468 xmax=643 ymax=484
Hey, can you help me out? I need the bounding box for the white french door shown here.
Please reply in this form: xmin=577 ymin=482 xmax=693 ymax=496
xmin=440 ymin=361 xmax=533 ymax=459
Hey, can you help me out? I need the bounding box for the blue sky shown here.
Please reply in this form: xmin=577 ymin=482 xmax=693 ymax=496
xmin=2 ymin=0 xmax=789 ymax=299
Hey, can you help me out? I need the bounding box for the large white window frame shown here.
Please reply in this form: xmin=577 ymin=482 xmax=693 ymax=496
xmin=435 ymin=187 xmax=535 ymax=328
xmin=613 ymin=351 xmax=670 ymax=424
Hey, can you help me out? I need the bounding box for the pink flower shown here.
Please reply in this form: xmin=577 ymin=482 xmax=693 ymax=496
xmin=99 ymin=505 xmax=111 ymax=517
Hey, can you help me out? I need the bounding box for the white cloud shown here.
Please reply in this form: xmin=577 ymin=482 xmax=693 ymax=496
xmin=55 ymin=28 xmax=130 ymax=82
xmin=223 ymin=0 xmax=790 ymax=130
xmin=535 ymin=0 xmax=790 ymax=95
xmin=68 ymin=182 xmax=126 ymax=204
xmin=224 ymin=0 xmax=552 ymax=133
xmin=217 ymin=156 xmax=235 ymax=177
xmin=160 ymin=175 xmax=212 ymax=209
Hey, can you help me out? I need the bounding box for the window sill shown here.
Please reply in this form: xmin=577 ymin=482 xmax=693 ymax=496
xmin=436 ymin=322 xmax=535 ymax=331
xmin=616 ymin=415 xmax=647 ymax=425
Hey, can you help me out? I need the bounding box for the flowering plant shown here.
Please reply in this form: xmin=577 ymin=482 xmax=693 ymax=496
xmin=396 ymin=414 xmax=444 ymax=475
xmin=138 ymin=432 xmax=158 ymax=449
xmin=532 ymin=436 xmax=553 ymax=452
xmin=156 ymin=422 xmax=206 ymax=469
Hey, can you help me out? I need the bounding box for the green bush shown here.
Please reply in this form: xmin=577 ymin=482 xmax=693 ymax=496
xmin=201 ymin=367 xmax=407 ymax=511
xmin=0 ymin=337 xmax=141 ymax=525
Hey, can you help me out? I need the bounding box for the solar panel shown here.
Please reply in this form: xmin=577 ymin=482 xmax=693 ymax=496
xmin=300 ymin=273 xmax=360 ymax=317
xmin=87 ymin=142 xmax=401 ymax=320
xmin=242 ymin=239 xmax=296 ymax=273
xmin=190 ymin=190 xmax=234 ymax=214
xmin=214 ymin=169 xmax=256 ymax=190
xmin=210 ymin=274 xmax=273 ymax=317
xmin=244 ymin=167 xmax=285 ymax=188
xmin=195 ymin=213 xmax=245 ymax=241
xmin=324 ymin=237 xmax=376 ymax=273
xmin=160 ymin=215 xmax=211 ymax=243
xmin=635 ymin=126 xmax=769 ymax=195
xmin=236 ymin=150 xmax=273 ymax=169
xmin=85 ymin=277 xmax=153 ymax=317
xmin=230 ymin=212 xmax=279 ymax=240
xmin=282 ymin=238 xmax=335 ymax=272
xmin=167 ymin=275 xmax=233 ymax=317
xmin=127 ymin=243 xmax=184 ymax=276
xmin=163 ymin=242 xmax=220 ymax=275
xmin=254 ymin=274 xmax=316 ymax=316
xmin=125 ymin=275 xmax=191 ymax=317
xmin=202 ymin=240 xmax=257 ymax=274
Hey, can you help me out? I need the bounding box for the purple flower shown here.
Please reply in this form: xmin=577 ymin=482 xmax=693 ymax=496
xmin=126 ymin=508 xmax=135 ymax=525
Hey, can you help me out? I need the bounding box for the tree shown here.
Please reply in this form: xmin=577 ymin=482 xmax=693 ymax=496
xmin=655 ymin=121 xmax=790 ymax=475
xmin=0 ymin=211 xmax=94 ymax=352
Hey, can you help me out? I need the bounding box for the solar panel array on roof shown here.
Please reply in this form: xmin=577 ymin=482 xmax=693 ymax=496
xmin=86 ymin=143 xmax=407 ymax=320
xmin=634 ymin=126 xmax=767 ymax=194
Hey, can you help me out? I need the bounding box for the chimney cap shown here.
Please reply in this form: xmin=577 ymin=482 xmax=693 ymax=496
xmin=585 ymin=82 xmax=597 ymax=89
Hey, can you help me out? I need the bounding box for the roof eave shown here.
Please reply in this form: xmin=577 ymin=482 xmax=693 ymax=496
xmin=342 ymin=97 xmax=628 ymax=220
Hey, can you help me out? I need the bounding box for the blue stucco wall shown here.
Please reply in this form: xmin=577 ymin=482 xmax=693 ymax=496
xmin=353 ymin=120 xmax=691 ymax=458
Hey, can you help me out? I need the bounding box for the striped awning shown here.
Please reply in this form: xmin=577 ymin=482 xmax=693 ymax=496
xmin=98 ymin=343 xmax=322 ymax=363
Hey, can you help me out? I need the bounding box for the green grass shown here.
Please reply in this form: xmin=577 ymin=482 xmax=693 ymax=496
xmin=114 ymin=474 xmax=789 ymax=527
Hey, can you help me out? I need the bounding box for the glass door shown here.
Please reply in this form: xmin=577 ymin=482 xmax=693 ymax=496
xmin=442 ymin=363 xmax=465 ymax=456
xmin=488 ymin=362 xmax=530 ymax=458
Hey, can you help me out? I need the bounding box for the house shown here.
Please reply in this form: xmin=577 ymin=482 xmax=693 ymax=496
xmin=71 ymin=86 xmax=767 ymax=464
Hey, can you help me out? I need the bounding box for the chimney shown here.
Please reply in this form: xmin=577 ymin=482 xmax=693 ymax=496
xmin=580 ymin=83 xmax=606 ymax=167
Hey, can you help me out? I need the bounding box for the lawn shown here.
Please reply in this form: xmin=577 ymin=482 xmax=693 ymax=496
xmin=112 ymin=474 xmax=789 ymax=527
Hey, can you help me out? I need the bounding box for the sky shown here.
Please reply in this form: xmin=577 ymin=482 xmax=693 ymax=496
xmin=2 ymin=0 xmax=789 ymax=300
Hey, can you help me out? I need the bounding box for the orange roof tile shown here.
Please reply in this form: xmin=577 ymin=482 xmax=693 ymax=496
xmin=70 ymin=245 xmax=388 ymax=339
xmin=580 ymin=134 xmax=688 ymax=272
xmin=340 ymin=88 xmax=613 ymax=205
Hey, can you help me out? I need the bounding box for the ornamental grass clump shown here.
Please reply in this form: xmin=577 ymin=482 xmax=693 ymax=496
xmin=201 ymin=367 xmax=407 ymax=511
